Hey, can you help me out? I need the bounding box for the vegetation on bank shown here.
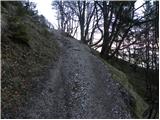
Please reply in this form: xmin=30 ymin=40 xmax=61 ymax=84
xmin=107 ymin=58 xmax=159 ymax=118
xmin=91 ymin=49 xmax=158 ymax=118
xmin=1 ymin=2 xmax=58 ymax=118
xmin=104 ymin=60 xmax=148 ymax=118
xmin=91 ymin=51 xmax=147 ymax=118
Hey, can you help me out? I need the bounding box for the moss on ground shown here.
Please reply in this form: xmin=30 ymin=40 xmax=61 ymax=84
xmin=89 ymin=48 xmax=158 ymax=118
xmin=106 ymin=58 xmax=159 ymax=118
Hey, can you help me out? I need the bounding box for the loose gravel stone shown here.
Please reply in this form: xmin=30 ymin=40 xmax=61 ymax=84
xmin=18 ymin=30 xmax=133 ymax=118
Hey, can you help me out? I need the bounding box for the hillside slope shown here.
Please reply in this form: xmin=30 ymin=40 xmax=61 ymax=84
xmin=1 ymin=2 xmax=58 ymax=118
xmin=9 ymin=30 xmax=133 ymax=118
xmin=1 ymin=1 xmax=148 ymax=119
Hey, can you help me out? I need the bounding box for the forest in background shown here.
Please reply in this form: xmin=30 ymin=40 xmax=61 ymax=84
xmin=1 ymin=0 xmax=159 ymax=119
xmin=52 ymin=1 xmax=159 ymax=118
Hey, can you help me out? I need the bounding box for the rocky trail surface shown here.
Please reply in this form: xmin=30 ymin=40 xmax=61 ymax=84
xmin=18 ymin=31 xmax=133 ymax=118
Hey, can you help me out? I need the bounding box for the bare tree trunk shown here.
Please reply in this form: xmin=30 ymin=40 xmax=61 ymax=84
xmin=100 ymin=1 xmax=109 ymax=58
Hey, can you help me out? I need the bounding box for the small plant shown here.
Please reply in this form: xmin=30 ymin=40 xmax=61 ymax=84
xmin=9 ymin=16 xmax=30 ymax=47
xmin=13 ymin=24 xmax=29 ymax=45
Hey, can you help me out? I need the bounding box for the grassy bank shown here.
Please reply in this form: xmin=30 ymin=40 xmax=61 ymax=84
xmin=1 ymin=2 xmax=59 ymax=118
xmin=103 ymin=61 xmax=148 ymax=118
xmin=107 ymin=57 xmax=159 ymax=118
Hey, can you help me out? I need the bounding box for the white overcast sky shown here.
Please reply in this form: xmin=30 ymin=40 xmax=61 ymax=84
xmin=29 ymin=0 xmax=144 ymax=29
xmin=29 ymin=0 xmax=58 ymax=28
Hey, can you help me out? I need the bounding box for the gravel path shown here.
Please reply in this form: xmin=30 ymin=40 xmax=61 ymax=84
xmin=21 ymin=31 xmax=133 ymax=118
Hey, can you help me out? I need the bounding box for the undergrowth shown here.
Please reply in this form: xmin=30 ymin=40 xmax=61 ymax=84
xmin=1 ymin=2 xmax=59 ymax=118
xmin=103 ymin=61 xmax=148 ymax=118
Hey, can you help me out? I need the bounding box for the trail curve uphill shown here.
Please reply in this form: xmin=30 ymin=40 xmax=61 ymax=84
xmin=23 ymin=30 xmax=133 ymax=119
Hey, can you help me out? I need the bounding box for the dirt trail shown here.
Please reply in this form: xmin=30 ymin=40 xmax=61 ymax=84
xmin=20 ymin=31 xmax=133 ymax=118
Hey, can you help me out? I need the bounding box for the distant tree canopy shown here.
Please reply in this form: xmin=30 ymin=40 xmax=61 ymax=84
xmin=52 ymin=0 xmax=158 ymax=70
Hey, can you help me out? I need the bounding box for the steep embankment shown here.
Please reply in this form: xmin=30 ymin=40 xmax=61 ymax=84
xmin=1 ymin=2 xmax=58 ymax=118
